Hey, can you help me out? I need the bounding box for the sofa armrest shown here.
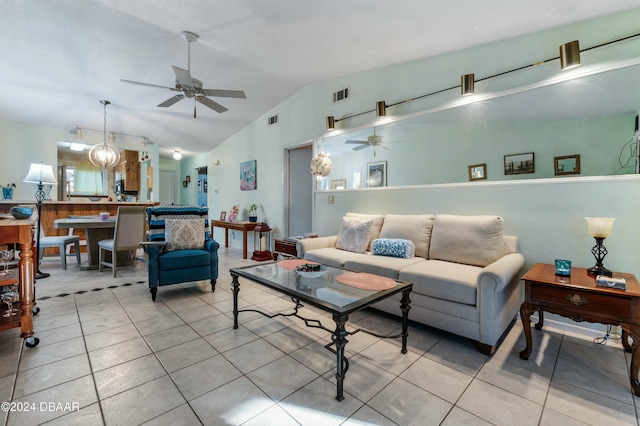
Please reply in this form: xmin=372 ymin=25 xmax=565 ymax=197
xmin=478 ymin=252 xmax=525 ymax=293
xmin=297 ymin=236 xmax=337 ymax=257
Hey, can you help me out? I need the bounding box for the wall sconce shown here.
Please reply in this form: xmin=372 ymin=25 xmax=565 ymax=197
xmin=376 ymin=101 xmax=387 ymax=117
xmin=326 ymin=116 xmax=335 ymax=130
xmin=560 ymin=40 xmax=581 ymax=70
xmin=461 ymin=73 xmax=475 ymax=95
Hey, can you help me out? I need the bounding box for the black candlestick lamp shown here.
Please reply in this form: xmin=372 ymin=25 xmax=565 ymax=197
xmin=584 ymin=217 xmax=616 ymax=277
xmin=23 ymin=163 xmax=58 ymax=280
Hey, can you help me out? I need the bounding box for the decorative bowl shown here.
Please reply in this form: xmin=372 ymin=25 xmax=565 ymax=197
xmin=10 ymin=206 xmax=34 ymax=219
xmin=295 ymin=264 xmax=327 ymax=278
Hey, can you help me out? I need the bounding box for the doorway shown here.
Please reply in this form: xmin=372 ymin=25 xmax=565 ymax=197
xmin=159 ymin=171 xmax=176 ymax=205
xmin=197 ymin=166 xmax=208 ymax=207
xmin=286 ymin=144 xmax=313 ymax=237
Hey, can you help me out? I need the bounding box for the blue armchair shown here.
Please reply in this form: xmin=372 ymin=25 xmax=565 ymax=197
xmin=145 ymin=205 xmax=220 ymax=301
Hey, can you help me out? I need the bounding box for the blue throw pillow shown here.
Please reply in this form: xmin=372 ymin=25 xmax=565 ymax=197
xmin=372 ymin=238 xmax=415 ymax=259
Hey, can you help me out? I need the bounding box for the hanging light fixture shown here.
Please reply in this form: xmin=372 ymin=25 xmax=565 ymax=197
xmin=376 ymin=101 xmax=387 ymax=117
xmin=88 ymin=100 xmax=120 ymax=168
xmin=173 ymin=150 xmax=183 ymax=160
xmin=461 ymin=73 xmax=475 ymax=95
xmin=310 ymin=139 xmax=332 ymax=181
xmin=326 ymin=116 xmax=335 ymax=130
xmin=560 ymin=40 xmax=581 ymax=70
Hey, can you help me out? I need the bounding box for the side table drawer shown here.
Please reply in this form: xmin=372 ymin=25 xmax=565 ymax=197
xmin=530 ymin=284 xmax=633 ymax=320
xmin=274 ymin=240 xmax=298 ymax=257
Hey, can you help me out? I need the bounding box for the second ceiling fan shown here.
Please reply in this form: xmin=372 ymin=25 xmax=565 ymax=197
xmin=121 ymin=31 xmax=246 ymax=118
xmin=345 ymin=127 xmax=389 ymax=157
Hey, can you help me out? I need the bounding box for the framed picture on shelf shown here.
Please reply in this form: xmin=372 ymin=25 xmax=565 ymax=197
xmin=240 ymin=160 xmax=257 ymax=190
xmin=554 ymin=154 xmax=580 ymax=176
xmin=468 ymin=163 xmax=487 ymax=181
xmin=219 ymin=211 xmax=226 ymax=221
xmin=504 ymin=152 xmax=534 ymax=175
xmin=331 ymin=179 xmax=346 ymax=189
xmin=367 ymin=161 xmax=387 ymax=187
xmin=351 ymin=168 xmax=361 ymax=189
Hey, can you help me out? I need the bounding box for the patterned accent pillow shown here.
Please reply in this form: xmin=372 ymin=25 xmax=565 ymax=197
xmin=372 ymin=238 xmax=415 ymax=259
xmin=165 ymin=218 xmax=205 ymax=251
xmin=335 ymin=217 xmax=373 ymax=254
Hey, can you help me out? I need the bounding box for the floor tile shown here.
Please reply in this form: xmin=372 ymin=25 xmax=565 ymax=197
xmin=223 ymin=338 xmax=286 ymax=374
xmin=170 ymin=354 xmax=243 ymax=401
xmin=14 ymin=353 xmax=91 ymax=398
xmin=88 ymin=336 xmax=152 ymax=372
xmin=400 ymin=355 xmax=473 ymax=403
xmin=247 ymin=355 xmax=318 ymax=401
xmin=94 ymin=353 xmax=166 ymax=400
xmin=155 ymin=337 xmax=218 ymax=373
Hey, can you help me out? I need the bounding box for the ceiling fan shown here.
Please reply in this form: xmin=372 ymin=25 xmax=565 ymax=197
xmin=120 ymin=31 xmax=246 ymax=118
xmin=345 ymin=128 xmax=389 ymax=156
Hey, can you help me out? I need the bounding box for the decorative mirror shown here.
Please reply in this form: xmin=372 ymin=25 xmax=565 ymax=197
xmin=468 ymin=164 xmax=487 ymax=181
xmin=554 ymin=154 xmax=581 ymax=176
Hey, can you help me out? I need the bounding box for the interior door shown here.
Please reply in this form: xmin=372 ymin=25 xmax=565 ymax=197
xmin=159 ymin=170 xmax=176 ymax=205
xmin=287 ymin=144 xmax=313 ymax=236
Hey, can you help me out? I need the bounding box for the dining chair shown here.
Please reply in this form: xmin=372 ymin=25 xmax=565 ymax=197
xmin=37 ymin=225 xmax=81 ymax=270
xmin=98 ymin=206 xmax=146 ymax=277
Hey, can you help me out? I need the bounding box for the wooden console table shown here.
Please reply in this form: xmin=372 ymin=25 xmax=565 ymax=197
xmin=519 ymin=263 xmax=640 ymax=396
xmin=210 ymin=220 xmax=259 ymax=259
xmin=0 ymin=218 xmax=38 ymax=347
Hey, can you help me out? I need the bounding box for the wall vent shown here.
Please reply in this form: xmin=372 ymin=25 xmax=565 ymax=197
xmin=332 ymin=87 xmax=350 ymax=103
xmin=267 ymin=114 xmax=279 ymax=126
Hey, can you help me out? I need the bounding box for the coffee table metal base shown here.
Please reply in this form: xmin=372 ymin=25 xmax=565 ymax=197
xmin=231 ymin=274 xmax=412 ymax=401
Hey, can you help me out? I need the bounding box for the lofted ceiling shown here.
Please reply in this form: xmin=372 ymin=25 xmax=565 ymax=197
xmin=1 ymin=0 xmax=638 ymax=158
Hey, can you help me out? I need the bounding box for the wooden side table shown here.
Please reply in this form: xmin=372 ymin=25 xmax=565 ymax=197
xmin=273 ymin=238 xmax=298 ymax=260
xmin=210 ymin=220 xmax=259 ymax=259
xmin=519 ymin=263 xmax=640 ymax=396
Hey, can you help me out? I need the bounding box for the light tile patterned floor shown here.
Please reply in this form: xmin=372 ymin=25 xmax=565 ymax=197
xmin=0 ymin=248 xmax=638 ymax=425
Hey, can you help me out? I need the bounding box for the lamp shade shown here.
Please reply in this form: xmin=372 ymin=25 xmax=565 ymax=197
xmin=585 ymin=217 xmax=615 ymax=238
xmin=23 ymin=163 xmax=58 ymax=185
xmin=310 ymin=151 xmax=332 ymax=178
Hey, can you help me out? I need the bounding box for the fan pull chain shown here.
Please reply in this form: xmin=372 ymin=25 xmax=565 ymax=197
xmin=194 ymin=98 xmax=197 ymax=119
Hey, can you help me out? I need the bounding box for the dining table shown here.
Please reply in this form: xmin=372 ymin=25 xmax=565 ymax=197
xmin=54 ymin=216 xmax=118 ymax=270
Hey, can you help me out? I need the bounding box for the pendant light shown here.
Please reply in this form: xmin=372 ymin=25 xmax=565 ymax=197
xmin=89 ymin=100 xmax=120 ymax=168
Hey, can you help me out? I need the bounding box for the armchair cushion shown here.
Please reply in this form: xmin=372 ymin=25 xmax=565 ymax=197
xmin=165 ymin=218 xmax=205 ymax=250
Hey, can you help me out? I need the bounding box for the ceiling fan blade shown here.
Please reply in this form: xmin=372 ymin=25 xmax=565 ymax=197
xmin=120 ymin=79 xmax=177 ymax=91
xmin=352 ymin=144 xmax=370 ymax=151
xmin=379 ymin=144 xmax=390 ymax=150
xmin=345 ymin=140 xmax=368 ymax=145
xmin=202 ymin=89 xmax=247 ymax=99
xmin=197 ymin=96 xmax=228 ymax=113
xmin=172 ymin=66 xmax=193 ymax=87
xmin=157 ymin=94 xmax=184 ymax=107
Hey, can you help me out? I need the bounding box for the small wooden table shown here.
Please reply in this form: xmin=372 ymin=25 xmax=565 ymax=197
xmin=210 ymin=220 xmax=259 ymax=259
xmin=519 ymin=263 xmax=640 ymax=396
xmin=54 ymin=216 xmax=117 ymax=270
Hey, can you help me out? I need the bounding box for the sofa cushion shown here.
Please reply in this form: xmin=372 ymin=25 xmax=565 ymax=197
xmin=304 ymin=247 xmax=373 ymax=268
xmin=429 ymin=215 xmax=504 ymax=267
xmin=345 ymin=256 xmax=426 ymax=279
xmin=379 ymin=214 xmax=435 ymax=258
xmin=372 ymin=238 xmax=415 ymax=259
xmin=165 ymin=218 xmax=205 ymax=250
xmin=345 ymin=212 xmax=385 ymax=250
xmin=398 ymin=260 xmax=481 ymax=306
xmin=336 ymin=217 xmax=373 ymax=254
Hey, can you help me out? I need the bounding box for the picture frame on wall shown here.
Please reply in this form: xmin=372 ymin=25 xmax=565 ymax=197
xmin=203 ymin=179 xmax=208 ymax=193
xmin=367 ymin=161 xmax=387 ymax=187
xmin=197 ymin=179 xmax=202 ymax=192
xmin=240 ymin=160 xmax=257 ymax=190
xmin=351 ymin=167 xmax=361 ymax=189
xmin=504 ymin=152 xmax=534 ymax=175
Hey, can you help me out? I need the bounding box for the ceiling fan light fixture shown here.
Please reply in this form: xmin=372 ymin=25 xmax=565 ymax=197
xmin=326 ymin=116 xmax=335 ymax=130
xmin=88 ymin=100 xmax=120 ymax=169
xmin=173 ymin=150 xmax=182 ymax=160
xmin=376 ymin=101 xmax=387 ymax=117
xmin=560 ymin=40 xmax=581 ymax=70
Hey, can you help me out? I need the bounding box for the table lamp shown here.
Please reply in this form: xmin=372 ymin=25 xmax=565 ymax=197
xmin=24 ymin=163 xmax=58 ymax=279
xmin=584 ymin=217 xmax=615 ymax=277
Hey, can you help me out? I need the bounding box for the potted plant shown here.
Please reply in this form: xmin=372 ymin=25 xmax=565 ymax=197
xmin=2 ymin=183 xmax=16 ymax=200
xmin=248 ymin=204 xmax=258 ymax=222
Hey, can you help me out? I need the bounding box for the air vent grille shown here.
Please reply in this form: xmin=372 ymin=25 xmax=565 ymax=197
xmin=267 ymin=114 xmax=279 ymax=126
xmin=333 ymin=87 xmax=349 ymax=103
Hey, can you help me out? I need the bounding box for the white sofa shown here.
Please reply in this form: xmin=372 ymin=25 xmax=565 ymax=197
xmin=297 ymin=212 xmax=525 ymax=355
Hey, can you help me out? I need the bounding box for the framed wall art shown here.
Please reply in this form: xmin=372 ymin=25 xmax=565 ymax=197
xmin=351 ymin=168 xmax=362 ymax=189
xmin=240 ymin=160 xmax=257 ymax=190
xmin=330 ymin=179 xmax=346 ymax=189
xmin=504 ymin=152 xmax=534 ymax=175
xmin=367 ymin=161 xmax=387 ymax=187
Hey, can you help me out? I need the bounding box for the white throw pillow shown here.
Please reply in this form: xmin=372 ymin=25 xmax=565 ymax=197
xmin=165 ymin=218 xmax=205 ymax=251
xmin=335 ymin=217 xmax=373 ymax=254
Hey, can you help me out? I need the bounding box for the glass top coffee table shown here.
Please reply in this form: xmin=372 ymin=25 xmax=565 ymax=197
xmin=230 ymin=261 xmax=413 ymax=401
